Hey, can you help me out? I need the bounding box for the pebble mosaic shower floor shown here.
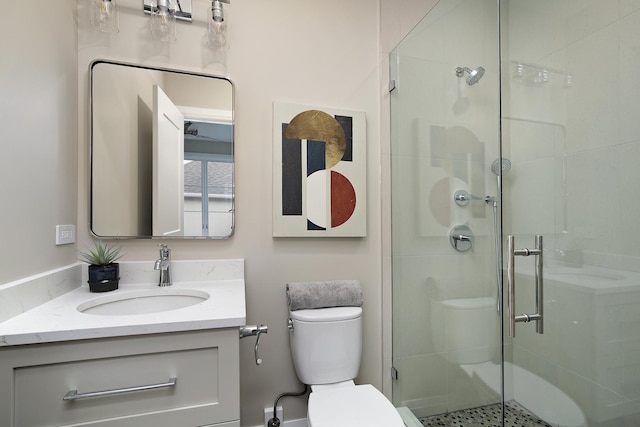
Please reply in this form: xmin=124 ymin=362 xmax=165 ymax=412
xmin=419 ymin=400 xmax=552 ymax=427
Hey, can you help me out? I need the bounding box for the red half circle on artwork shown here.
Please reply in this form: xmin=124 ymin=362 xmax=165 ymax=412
xmin=331 ymin=171 xmax=356 ymax=228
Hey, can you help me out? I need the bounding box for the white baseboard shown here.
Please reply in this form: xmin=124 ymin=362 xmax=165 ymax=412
xmin=248 ymin=418 xmax=307 ymax=427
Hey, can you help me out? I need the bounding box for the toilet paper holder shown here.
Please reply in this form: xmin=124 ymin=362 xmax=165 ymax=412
xmin=240 ymin=324 xmax=268 ymax=365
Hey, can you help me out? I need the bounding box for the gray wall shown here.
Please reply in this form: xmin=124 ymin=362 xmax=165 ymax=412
xmin=0 ymin=1 xmax=78 ymax=283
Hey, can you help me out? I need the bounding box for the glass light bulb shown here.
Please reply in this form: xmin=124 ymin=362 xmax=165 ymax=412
xmin=151 ymin=0 xmax=176 ymax=42
xmin=208 ymin=20 xmax=228 ymax=50
xmin=207 ymin=1 xmax=228 ymax=51
xmin=91 ymin=0 xmax=119 ymax=33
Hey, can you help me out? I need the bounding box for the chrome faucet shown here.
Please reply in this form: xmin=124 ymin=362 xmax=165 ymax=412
xmin=154 ymin=244 xmax=172 ymax=287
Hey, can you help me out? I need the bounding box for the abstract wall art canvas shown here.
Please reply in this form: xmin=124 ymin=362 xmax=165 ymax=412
xmin=273 ymin=102 xmax=366 ymax=237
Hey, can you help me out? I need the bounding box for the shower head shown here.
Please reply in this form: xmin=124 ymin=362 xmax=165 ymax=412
xmin=456 ymin=66 xmax=485 ymax=85
xmin=491 ymin=158 xmax=511 ymax=176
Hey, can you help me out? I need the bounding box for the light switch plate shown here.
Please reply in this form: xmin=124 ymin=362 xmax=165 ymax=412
xmin=55 ymin=225 xmax=76 ymax=245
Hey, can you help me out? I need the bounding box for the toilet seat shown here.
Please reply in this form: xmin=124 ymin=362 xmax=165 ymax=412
xmin=307 ymin=384 xmax=404 ymax=427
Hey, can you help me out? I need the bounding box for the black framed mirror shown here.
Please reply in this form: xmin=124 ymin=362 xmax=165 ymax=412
xmin=90 ymin=60 xmax=234 ymax=238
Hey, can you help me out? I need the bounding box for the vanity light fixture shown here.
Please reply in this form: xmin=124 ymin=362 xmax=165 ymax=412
xmin=90 ymin=0 xmax=119 ymax=33
xmin=207 ymin=0 xmax=230 ymax=51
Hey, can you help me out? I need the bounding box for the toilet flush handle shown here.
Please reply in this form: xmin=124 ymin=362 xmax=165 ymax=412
xmin=240 ymin=324 xmax=268 ymax=365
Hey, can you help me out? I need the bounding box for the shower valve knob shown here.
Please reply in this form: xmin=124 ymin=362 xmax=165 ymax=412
xmin=450 ymin=225 xmax=474 ymax=252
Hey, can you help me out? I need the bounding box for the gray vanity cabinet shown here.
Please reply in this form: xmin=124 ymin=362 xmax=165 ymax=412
xmin=0 ymin=329 xmax=240 ymax=427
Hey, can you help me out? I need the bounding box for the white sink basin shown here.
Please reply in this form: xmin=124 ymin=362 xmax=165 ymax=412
xmin=77 ymin=288 xmax=210 ymax=316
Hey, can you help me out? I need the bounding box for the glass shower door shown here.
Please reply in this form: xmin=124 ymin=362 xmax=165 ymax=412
xmin=390 ymin=0 xmax=504 ymax=424
xmin=502 ymin=1 xmax=640 ymax=425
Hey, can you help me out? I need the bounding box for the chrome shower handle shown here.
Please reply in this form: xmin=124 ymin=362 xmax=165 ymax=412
xmin=507 ymin=235 xmax=515 ymax=337
xmin=507 ymin=235 xmax=543 ymax=338
xmin=534 ymin=235 xmax=544 ymax=335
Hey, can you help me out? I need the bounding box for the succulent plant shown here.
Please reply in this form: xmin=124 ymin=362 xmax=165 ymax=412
xmin=79 ymin=240 xmax=123 ymax=266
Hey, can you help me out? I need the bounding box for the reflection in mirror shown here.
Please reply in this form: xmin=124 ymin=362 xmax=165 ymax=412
xmin=90 ymin=60 xmax=234 ymax=238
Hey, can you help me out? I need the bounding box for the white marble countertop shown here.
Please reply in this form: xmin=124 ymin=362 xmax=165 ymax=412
xmin=0 ymin=259 xmax=246 ymax=346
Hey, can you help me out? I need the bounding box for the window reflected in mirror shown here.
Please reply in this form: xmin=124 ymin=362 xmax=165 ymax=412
xmin=183 ymin=121 xmax=233 ymax=237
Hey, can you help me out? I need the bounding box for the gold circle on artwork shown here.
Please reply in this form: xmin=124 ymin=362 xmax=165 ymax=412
xmin=285 ymin=110 xmax=346 ymax=169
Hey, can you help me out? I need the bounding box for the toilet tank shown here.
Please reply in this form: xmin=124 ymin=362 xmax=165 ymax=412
xmin=289 ymin=307 xmax=362 ymax=385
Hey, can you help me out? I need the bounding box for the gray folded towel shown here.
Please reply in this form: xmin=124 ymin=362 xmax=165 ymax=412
xmin=286 ymin=280 xmax=363 ymax=311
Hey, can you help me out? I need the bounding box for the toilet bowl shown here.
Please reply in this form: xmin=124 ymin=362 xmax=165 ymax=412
xmin=288 ymin=307 xmax=404 ymax=427
xmin=307 ymin=382 xmax=404 ymax=427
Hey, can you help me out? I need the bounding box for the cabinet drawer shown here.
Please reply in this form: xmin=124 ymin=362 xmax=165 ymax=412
xmin=10 ymin=333 xmax=239 ymax=427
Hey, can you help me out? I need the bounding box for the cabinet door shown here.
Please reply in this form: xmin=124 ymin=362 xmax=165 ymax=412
xmin=3 ymin=330 xmax=239 ymax=427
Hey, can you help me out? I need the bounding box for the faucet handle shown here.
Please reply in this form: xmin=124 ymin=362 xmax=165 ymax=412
xmin=158 ymin=243 xmax=170 ymax=258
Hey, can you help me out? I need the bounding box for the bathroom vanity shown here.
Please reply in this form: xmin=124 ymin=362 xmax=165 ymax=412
xmin=0 ymin=259 xmax=246 ymax=427
xmin=0 ymin=329 xmax=239 ymax=426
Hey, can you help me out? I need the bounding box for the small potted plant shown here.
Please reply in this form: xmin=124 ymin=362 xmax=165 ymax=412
xmin=80 ymin=240 xmax=123 ymax=292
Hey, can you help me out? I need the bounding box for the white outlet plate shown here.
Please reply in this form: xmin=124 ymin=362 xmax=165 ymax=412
xmin=264 ymin=406 xmax=283 ymax=427
xmin=55 ymin=225 xmax=76 ymax=245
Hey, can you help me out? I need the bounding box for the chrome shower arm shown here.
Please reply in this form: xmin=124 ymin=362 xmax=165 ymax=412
xmin=454 ymin=190 xmax=495 ymax=206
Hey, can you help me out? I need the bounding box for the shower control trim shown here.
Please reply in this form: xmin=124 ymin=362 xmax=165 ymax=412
xmin=454 ymin=190 xmax=471 ymax=206
xmin=450 ymin=225 xmax=473 ymax=252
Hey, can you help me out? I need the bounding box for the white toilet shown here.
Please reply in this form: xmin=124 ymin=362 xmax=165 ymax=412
xmin=289 ymin=306 xmax=405 ymax=427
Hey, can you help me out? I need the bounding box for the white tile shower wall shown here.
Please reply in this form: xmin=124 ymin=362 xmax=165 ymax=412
xmin=507 ymin=4 xmax=640 ymax=272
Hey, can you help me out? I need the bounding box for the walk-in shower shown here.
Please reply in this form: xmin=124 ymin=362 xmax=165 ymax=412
xmin=390 ymin=0 xmax=639 ymax=426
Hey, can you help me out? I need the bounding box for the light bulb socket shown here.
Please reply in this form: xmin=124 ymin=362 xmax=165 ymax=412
xmin=156 ymin=0 xmax=169 ymax=11
xmin=212 ymin=0 xmax=224 ymax=22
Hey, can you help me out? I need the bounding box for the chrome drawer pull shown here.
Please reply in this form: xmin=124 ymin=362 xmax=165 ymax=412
xmin=63 ymin=377 xmax=177 ymax=401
